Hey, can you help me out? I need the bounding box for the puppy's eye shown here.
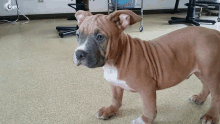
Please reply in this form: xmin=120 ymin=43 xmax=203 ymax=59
xmin=96 ymin=35 xmax=105 ymax=43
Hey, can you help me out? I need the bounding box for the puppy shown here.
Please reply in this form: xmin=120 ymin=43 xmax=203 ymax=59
xmin=74 ymin=10 xmax=220 ymax=124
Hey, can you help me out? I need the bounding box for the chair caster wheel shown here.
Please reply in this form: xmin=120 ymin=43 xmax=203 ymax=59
xmin=212 ymin=22 xmax=216 ymax=25
xmin=217 ymin=18 xmax=220 ymax=22
xmin=139 ymin=27 xmax=143 ymax=32
xmin=59 ymin=33 xmax=64 ymax=38
xmin=168 ymin=20 xmax=172 ymax=24
xmin=195 ymin=23 xmax=200 ymax=26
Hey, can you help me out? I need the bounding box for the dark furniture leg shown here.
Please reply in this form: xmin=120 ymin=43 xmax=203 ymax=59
xmin=59 ymin=30 xmax=78 ymax=38
xmin=56 ymin=0 xmax=88 ymax=38
xmin=168 ymin=0 xmax=216 ymax=26
xmin=218 ymin=6 xmax=220 ymax=22
xmin=56 ymin=26 xmax=78 ymax=31
xmin=172 ymin=0 xmax=180 ymax=14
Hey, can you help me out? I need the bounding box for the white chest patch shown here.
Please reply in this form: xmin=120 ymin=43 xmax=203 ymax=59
xmin=103 ymin=65 xmax=134 ymax=91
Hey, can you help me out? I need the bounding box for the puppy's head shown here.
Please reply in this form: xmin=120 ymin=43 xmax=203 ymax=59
xmin=74 ymin=10 xmax=142 ymax=68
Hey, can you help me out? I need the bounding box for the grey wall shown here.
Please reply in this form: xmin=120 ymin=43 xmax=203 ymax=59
xmin=0 ymin=0 xmax=76 ymax=16
xmin=144 ymin=0 xmax=188 ymax=9
xmin=0 ymin=0 xmax=188 ymax=16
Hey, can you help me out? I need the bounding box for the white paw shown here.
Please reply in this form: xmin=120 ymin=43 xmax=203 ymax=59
xmin=95 ymin=113 xmax=105 ymax=119
xmin=189 ymin=95 xmax=204 ymax=105
xmin=189 ymin=95 xmax=194 ymax=102
xmin=132 ymin=117 xmax=145 ymax=124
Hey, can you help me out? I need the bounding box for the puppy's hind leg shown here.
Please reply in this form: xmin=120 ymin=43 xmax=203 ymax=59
xmin=218 ymin=83 xmax=220 ymax=116
xmin=199 ymin=74 xmax=220 ymax=124
xmin=189 ymin=72 xmax=210 ymax=105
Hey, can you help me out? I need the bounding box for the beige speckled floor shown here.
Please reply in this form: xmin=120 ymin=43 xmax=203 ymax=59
xmin=0 ymin=12 xmax=220 ymax=124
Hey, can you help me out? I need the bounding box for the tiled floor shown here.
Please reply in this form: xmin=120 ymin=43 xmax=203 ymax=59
xmin=0 ymin=12 xmax=220 ymax=124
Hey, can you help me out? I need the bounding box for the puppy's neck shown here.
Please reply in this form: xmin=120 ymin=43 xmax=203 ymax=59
xmin=105 ymin=32 xmax=154 ymax=81
xmin=105 ymin=32 xmax=129 ymax=64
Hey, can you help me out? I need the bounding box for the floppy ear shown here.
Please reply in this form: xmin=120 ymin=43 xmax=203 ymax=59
xmin=75 ymin=10 xmax=92 ymax=26
xmin=107 ymin=10 xmax=142 ymax=30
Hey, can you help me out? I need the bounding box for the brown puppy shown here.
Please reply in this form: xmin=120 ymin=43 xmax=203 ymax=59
xmin=73 ymin=10 xmax=220 ymax=124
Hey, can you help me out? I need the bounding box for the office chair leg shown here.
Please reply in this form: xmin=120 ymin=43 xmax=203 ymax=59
xmin=56 ymin=26 xmax=78 ymax=31
xmin=190 ymin=19 xmax=200 ymax=26
xmin=59 ymin=30 xmax=77 ymax=38
xmin=171 ymin=17 xmax=184 ymax=20
xmin=196 ymin=19 xmax=216 ymax=25
xmin=169 ymin=18 xmax=185 ymax=24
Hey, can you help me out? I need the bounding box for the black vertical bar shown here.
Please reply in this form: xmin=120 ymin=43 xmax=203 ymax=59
xmin=173 ymin=0 xmax=180 ymax=13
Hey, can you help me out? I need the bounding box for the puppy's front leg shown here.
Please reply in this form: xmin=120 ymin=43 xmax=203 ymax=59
xmin=96 ymin=84 xmax=124 ymax=120
xmin=132 ymin=83 xmax=157 ymax=124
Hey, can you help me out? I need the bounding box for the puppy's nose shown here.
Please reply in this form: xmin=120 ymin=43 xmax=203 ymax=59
xmin=75 ymin=50 xmax=87 ymax=60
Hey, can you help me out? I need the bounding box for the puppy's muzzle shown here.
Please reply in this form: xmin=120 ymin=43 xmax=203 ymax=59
xmin=75 ymin=50 xmax=87 ymax=66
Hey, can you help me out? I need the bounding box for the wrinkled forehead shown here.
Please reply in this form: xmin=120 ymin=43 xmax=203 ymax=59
xmin=78 ymin=14 xmax=119 ymax=36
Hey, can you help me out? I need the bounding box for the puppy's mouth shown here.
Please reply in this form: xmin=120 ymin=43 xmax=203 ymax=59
xmin=74 ymin=58 xmax=105 ymax=68
xmin=74 ymin=59 xmax=86 ymax=66
xmin=74 ymin=52 xmax=106 ymax=68
xmin=73 ymin=54 xmax=84 ymax=66
xmin=75 ymin=60 xmax=81 ymax=66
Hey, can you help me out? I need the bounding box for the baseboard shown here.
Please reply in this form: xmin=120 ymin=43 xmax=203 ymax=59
xmin=0 ymin=13 xmax=75 ymax=21
xmin=0 ymin=8 xmax=199 ymax=21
